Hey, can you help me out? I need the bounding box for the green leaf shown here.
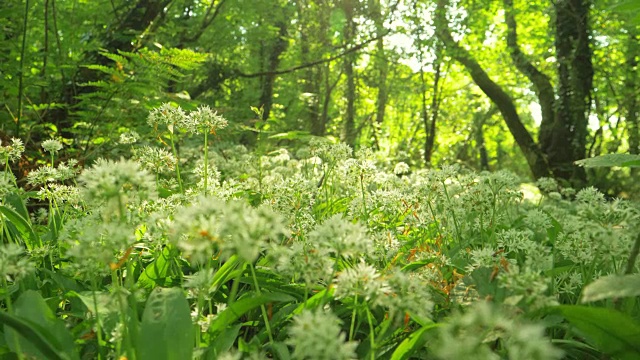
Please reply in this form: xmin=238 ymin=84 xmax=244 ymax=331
xmin=3 ymin=290 xmax=78 ymax=360
xmin=391 ymin=323 xmax=440 ymax=360
xmin=138 ymin=287 xmax=194 ymax=360
xmin=552 ymin=305 xmax=640 ymax=360
xmin=0 ymin=205 xmax=41 ymax=250
xmin=611 ymin=0 xmax=640 ymax=13
xmin=137 ymin=245 xmax=176 ymax=288
xmin=3 ymin=193 xmax=29 ymax=220
xmin=208 ymin=292 xmax=295 ymax=335
xmin=0 ymin=311 xmax=68 ymax=360
xmin=68 ymin=291 xmax=121 ymax=335
xmin=575 ymin=154 xmax=640 ymax=168
xmin=268 ymin=131 xmax=311 ymax=140
xmin=210 ymin=255 xmax=242 ymax=292
xmin=207 ymin=324 xmax=242 ymax=359
xmin=581 ymin=274 xmax=640 ymax=303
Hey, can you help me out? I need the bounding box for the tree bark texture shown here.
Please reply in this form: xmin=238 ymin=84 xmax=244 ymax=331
xmin=544 ymin=0 xmax=593 ymax=184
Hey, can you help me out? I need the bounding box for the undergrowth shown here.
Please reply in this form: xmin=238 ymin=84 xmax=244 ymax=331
xmin=1 ymin=104 xmax=639 ymax=360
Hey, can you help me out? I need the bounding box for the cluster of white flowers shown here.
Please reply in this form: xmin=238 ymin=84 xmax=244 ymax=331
xmin=286 ymin=309 xmax=357 ymax=360
xmin=147 ymin=103 xmax=227 ymax=135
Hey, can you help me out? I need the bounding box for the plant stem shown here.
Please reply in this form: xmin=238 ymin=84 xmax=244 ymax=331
xmin=203 ymin=131 xmax=208 ymax=196
xmin=348 ymin=294 xmax=358 ymax=341
xmin=169 ymin=132 xmax=184 ymax=193
xmin=90 ymin=279 xmax=105 ymax=360
xmin=365 ymin=306 xmax=375 ymax=360
xmin=624 ymin=232 xmax=640 ymax=275
xmin=249 ymin=263 xmax=274 ymax=346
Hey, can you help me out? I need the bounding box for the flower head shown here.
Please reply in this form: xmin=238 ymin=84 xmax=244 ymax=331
xmin=41 ymin=139 xmax=63 ymax=154
xmin=286 ymin=309 xmax=357 ymax=360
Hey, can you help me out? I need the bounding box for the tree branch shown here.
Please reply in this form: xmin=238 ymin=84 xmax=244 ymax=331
xmin=435 ymin=0 xmax=550 ymax=179
xmin=235 ymin=30 xmax=391 ymax=78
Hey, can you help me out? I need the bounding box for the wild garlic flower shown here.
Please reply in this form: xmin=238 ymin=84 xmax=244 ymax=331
xmin=307 ymin=215 xmax=372 ymax=258
xmin=0 ymin=172 xmax=17 ymax=197
xmin=184 ymin=268 xmax=216 ymax=299
xmin=309 ymin=139 xmax=352 ymax=164
xmin=169 ymin=197 xmax=287 ymax=264
xmin=118 ymin=130 xmax=140 ymax=144
xmin=498 ymin=268 xmax=558 ymax=310
xmin=27 ymin=166 xmax=58 ymax=185
xmin=186 ymin=105 xmax=228 ymax=134
xmin=433 ymin=302 xmax=562 ymax=360
xmin=333 ymin=262 xmax=390 ymax=301
xmin=575 ymin=186 xmax=605 ymax=205
xmin=268 ymin=242 xmax=334 ymax=287
xmin=131 ymin=146 xmax=176 ymax=174
xmin=79 ymin=158 xmax=156 ymax=204
xmin=0 ymin=138 xmax=25 ymax=164
xmin=286 ymin=309 xmax=357 ymax=360
xmin=523 ymin=209 xmax=552 ymax=232
xmin=41 ymin=139 xmax=63 ymax=154
xmin=535 ymin=177 xmax=559 ymax=193
xmin=393 ymin=162 xmax=410 ymax=176
xmin=147 ymin=103 xmax=187 ymax=132
xmin=378 ymin=270 xmax=434 ymax=322
xmin=0 ymin=243 xmax=33 ymax=282
xmin=62 ymin=216 xmax=135 ymax=280
xmin=36 ymin=183 xmax=81 ymax=205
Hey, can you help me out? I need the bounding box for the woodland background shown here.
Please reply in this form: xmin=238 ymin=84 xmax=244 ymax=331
xmin=1 ymin=0 xmax=639 ymax=195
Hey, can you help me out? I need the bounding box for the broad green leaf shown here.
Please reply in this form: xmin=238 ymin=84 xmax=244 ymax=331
xmin=0 ymin=205 xmax=41 ymax=250
xmin=391 ymin=323 xmax=440 ymax=360
xmin=208 ymin=292 xmax=295 ymax=335
xmin=138 ymin=287 xmax=194 ymax=360
xmin=581 ymin=274 xmax=640 ymax=303
xmin=575 ymin=154 xmax=640 ymax=168
xmin=3 ymin=193 xmax=29 ymax=221
xmin=70 ymin=291 xmax=120 ymax=334
xmin=0 ymin=311 xmax=68 ymax=360
xmin=3 ymin=290 xmax=78 ymax=360
xmin=137 ymin=245 xmax=176 ymax=288
xmin=552 ymin=305 xmax=640 ymax=360
xmin=207 ymin=323 xmax=242 ymax=359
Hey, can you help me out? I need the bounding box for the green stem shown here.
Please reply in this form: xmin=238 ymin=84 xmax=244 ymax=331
xmin=203 ymin=131 xmax=208 ymax=196
xmin=365 ymin=306 xmax=375 ymax=360
xmin=90 ymin=279 xmax=105 ymax=360
xmin=624 ymin=232 xmax=640 ymax=275
xmin=249 ymin=263 xmax=274 ymax=346
xmin=169 ymin=132 xmax=184 ymax=193
xmin=348 ymin=294 xmax=358 ymax=341
xmin=359 ymin=174 xmax=368 ymax=220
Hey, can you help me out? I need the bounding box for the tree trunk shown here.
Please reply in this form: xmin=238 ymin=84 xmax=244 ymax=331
xmin=503 ymin=0 xmax=555 ymax=149
xmin=546 ymin=0 xmax=593 ymax=185
xmin=341 ymin=0 xmax=357 ymax=147
xmin=625 ymin=27 xmax=639 ymax=154
xmin=49 ymin=0 xmax=173 ymax=135
xmin=424 ymin=41 xmax=443 ymax=165
xmin=259 ymin=19 xmax=289 ymax=121
xmin=372 ymin=0 xmax=388 ymax=149
xmin=299 ymin=0 xmax=325 ymax=136
xmin=435 ymin=0 xmax=551 ymax=179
